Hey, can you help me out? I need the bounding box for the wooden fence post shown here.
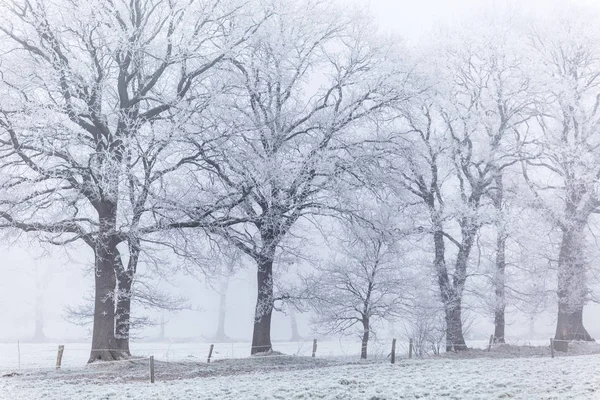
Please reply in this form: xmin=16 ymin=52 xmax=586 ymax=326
xmin=312 ymin=339 xmax=317 ymax=358
xmin=409 ymin=339 xmax=413 ymax=359
xmin=391 ymin=339 xmax=396 ymax=364
xmin=487 ymin=334 xmax=494 ymax=352
xmin=207 ymin=344 xmax=214 ymax=363
xmin=55 ymin=345 xmax=64 ymax=370
xmin=550 ymin=338 xmax=554 ymax=358
xmin=150 ymin=355 xmax=155 ymax=383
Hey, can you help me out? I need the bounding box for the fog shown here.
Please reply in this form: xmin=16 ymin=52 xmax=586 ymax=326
xmin=2 ymin=0 xmax=600 ymax=347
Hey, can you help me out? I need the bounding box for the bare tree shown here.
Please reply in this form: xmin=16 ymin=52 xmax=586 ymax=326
xmin=306 ymin=203 xmax=411 ymax=359
xmin=192 ymin=0 xmax=411 ymax=355
xmin=394 ymin=18 xmax=531 ymax=351
xmin=523 ymin=12 xmax=600 ymax=351
xmin=0 ymin=0 xmax=261 ymax=361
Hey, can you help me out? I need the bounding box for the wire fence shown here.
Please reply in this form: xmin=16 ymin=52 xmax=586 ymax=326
xmin=1 ymin=339 xmax=403 ymax=370
xmin=1 ymin=337 xmax=596 ymax=383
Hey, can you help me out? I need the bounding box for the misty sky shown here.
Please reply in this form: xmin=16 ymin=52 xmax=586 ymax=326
xmin=2 ymin=0 xmax=600 ymax=343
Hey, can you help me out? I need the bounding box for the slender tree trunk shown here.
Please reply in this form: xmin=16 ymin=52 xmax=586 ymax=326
xmin=215 ymin=275 xmax=229 ymax=341
xmin=554 ymin=226 xmax=594 ymax=352
xmin=115 ymin=268 xmax=133 ymax=356
xmin=289 ymin=308 xmax=301 ymax=341
xmin=528 ymin=316 xmax=535 ymax=338
xmin=493 ymin=173 xmax=506 ymax=344
xmin=32 ymin=292 xmax=46 ymax=342
xmin=88 ymin=203 xmax=128 ymax=363
xmin=159 ymin=312 xmax=166 ymax=341
xmin=493 ymin=234 xmax=506 ymax=343
xmin=360 ymin=317 xmax=370 ymax=359
xmin=251 ymin=257 xmax=274 ymax=355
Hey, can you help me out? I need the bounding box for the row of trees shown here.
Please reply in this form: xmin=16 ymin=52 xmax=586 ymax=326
xmin=0 ymin=0 xmax=599 ymax=361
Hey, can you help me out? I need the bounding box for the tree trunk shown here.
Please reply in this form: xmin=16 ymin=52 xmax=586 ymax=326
xmin=360 ymin=317 xmax=369 ymax=359
xmin=215 ymin=275 xmax=229 ymax=341
xmin=554 ymin=226 xmax=594 ymax=351
xmin=444 ymin=298 xmax=467 ymax=351
xmin=432 ymin=226 xmax=469 ymax=352
xmin=32 ymin=317 xmax=45 ymax=342
xmin=89 ymin=244 xmax=120 ymax=362
xmin=493 ymin=174 xmax=506 ymax=344
xmin=159 ymin=312 xmax=166 ymax=341
xmin=88 ymin=203 xmax=128 ymax=363
xmin=494 ymin=230 xmax=506 ymax=343
xmin=493 ymin=233 xmax=506 ymax=343
xmin=115 ymin=268 xmax=133 ymax=356
xmin=251 ymin=257 xmax=274 ymax=355
xmin=289 ymin=308 xmax=301 ymax=341
xmin=32 ymin=292 xmax=46 ymax=342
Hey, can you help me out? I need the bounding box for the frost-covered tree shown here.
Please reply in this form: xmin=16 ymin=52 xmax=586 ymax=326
xmin=394 ymin=18 xmax=531 ymax=351
xmin=192 ymin=0 xmax=411 ymax=355
xmin=522 ymin=11 xmax=600 ymax=351
xmin=0 ymin=0 xmax=261 ymax=361
xmin=306 ymin=204 xmax=411 ymax=359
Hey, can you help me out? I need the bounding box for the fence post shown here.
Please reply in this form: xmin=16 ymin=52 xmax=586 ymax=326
xmin=409 ymin=339 xmax=413 ymax=359
xmin=207 ymin=344 xmax=214 ymax=363
xmin=150 ymin=355 xmax=155 ymax=383
xmin=487 ymin=334 xmax=494 ymax=352
xmin=56 ymin=345 xmax=64 ymax=370
xmin=17 ymin=341 xmax=20 ymax=370
xmin=312 ymin=339 xmax=317 ymax=358
xmin=550 ymin=338 xmax=554 ymax=358
xmin=391 ymin=339 xmax=396 ymax=364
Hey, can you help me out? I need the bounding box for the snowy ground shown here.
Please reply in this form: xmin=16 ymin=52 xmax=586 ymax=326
xmin=2 ymin=350 xmax=600 ymax=399
xmin=1 ymin=341 xmax=600 ymax=399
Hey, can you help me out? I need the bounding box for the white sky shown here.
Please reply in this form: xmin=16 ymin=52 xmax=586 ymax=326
xmin=354 ymin=0 xmax=600 ymax=41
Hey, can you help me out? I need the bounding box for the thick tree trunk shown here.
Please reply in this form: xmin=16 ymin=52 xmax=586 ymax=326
xmin=215 ymin=276 xmax=229 ymax=341
xmin=89 ymin=245 xmax=120 ymax=362
xmin=444 ymin=299 xmax=467 ymax=351
xmin=88 ymin=203 xmax=128 ymax=363
xmin=115 ymin=268 xmax=133 ymax=356
xmin=360 ymin=317 xmax=369 ymax=360
xmin=554 ymin=226 xmax=593 ymax=351
xmin=432 ymin=227 xmax=469 ymax=352
xmin=289 ymin=308 xmax=301 ymax=342
xmin=251 ymin=257 xmax=274 ymax=355
xmin=493 ymin=174 xmax=506 ymax=344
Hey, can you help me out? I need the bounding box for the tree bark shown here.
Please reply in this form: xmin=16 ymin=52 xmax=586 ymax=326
xmin=251 ymin=257 xmax=274 ymax=355
xmin=432 ymin=226 xmax=469 ymax=352
xmin=493 ymin=173 xmax=506 ymax=344
xmin=493 ymin=233 xmax=507 ymax=343
xmin=360 ymin=317 xmax=370 ymax=359
xmin=554 ymin=226 xmax=594 ymax=352
xmin=444 ymin=298 xmax=467 ymax=351
xmin=88 ymin=203 xmax=128 ymax=363
xmin=115 ymin=268 xmax=133 ymax=356
xmin=89 ymin=243 xmax=119 ymax=362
